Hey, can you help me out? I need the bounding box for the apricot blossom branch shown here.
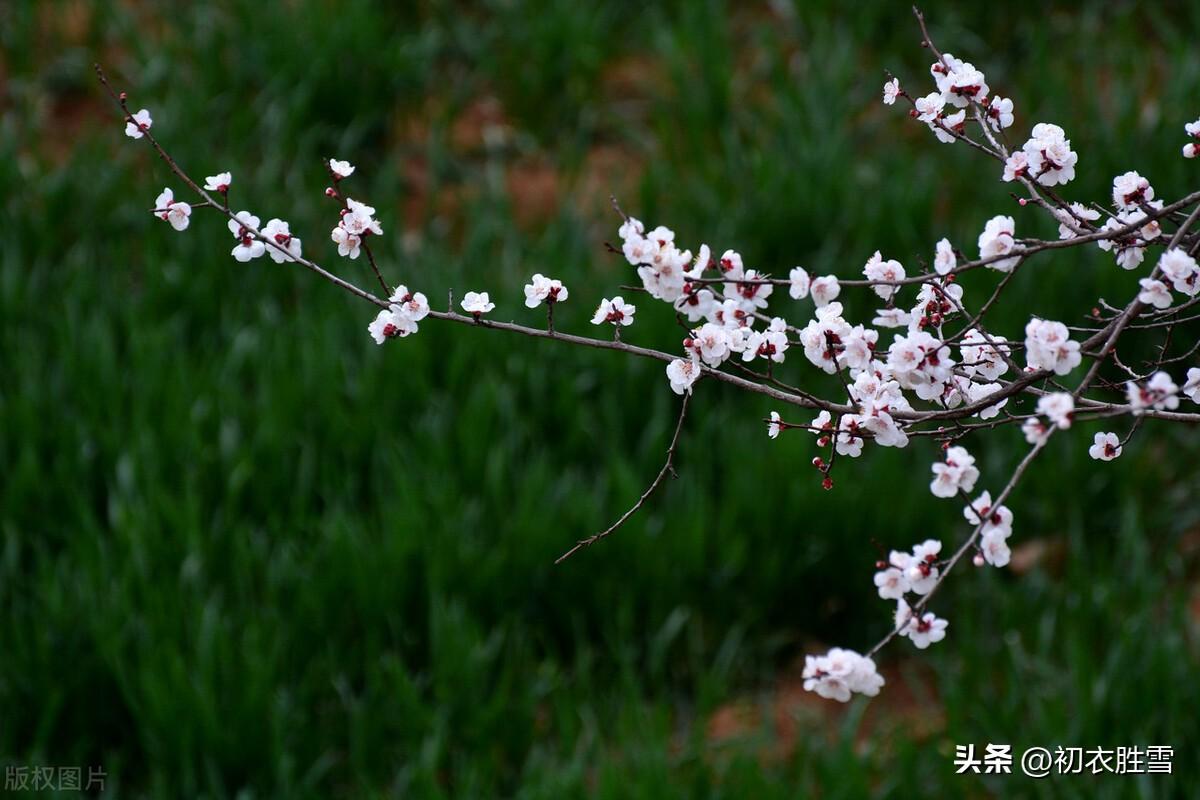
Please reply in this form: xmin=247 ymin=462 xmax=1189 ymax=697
xmin=98 ymin=2 xmax=1200 ymax=705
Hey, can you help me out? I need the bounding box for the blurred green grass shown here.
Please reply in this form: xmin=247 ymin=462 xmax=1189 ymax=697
xmin=2 ymin=0 xmax=1199 ymax=797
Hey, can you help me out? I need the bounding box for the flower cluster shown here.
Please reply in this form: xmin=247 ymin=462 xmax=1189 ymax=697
xmin=369 ymin=286 xmax=430 ymax=343
xmin=802 ymin=648 xmax=884 ymax=703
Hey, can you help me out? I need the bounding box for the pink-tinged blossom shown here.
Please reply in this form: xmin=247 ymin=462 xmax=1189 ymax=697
xmin=932 ymin=110 xmax=966 ymax=143
xmin=368 ymin=286 xmax=428 ymax=343
xmin=741 ymin=318 xmax=790 ymax=364
xmin=389 ymin=285 xmax=430 ymax=325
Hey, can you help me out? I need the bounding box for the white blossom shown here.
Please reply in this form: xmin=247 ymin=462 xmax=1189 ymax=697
xmin=986 ymin=96 xmax=1014 ymax=130
xmin=788 ymin=266 xmax=811 ymax=300
xmin=674 ymin=286 xmax=715 ymax=322
xmin=1024 ymin=318 xmax=1080 ymax=375
xmin=882 ymin=78 xmax=901 ymax=106
xmin=959 ymin=328 xmax=1009 ymax=381
xmin=906 ymin=539 xmax=942 ymax=595
xmin=228 ymin=210 xmax=265 ymax=262
xmin=1054 ymin=203 xmax=1100 ymax=239
xmin=666 ymin=356 xmax=701 ymax=395
xmin=810 ymin=275 xmax=841 ymax=307
xmin=1126 ymin=371 xmax=1179 ymax=414
xmin=125 ymin=108 xmax=152 ymax=139
xmin=331 ymin=226 xmax=361 ymax=259
xmin=261 ymin=218 xmax=302 ymax=263
xmin=1137 ymin=278 xmax=1172 ymax=310
xmin=1022 ymin=123 xmax=1077 ymax=186
xmin=863 ymin=251 xmax=906 ymax=300
xmin=1088 ymin=432 xmax=1122 ymax=461
xmin=1022 ymin=417 xmax=1051 ymax=446
xmin=153 ymin=187 xmax=191 ymax=232
xmin=1182 ymin=368 xmax=1200 ymax=404
xmin=1036 ymin=392 xmax=1074 ymax=429
xmin=895 ymin=599 xmax=948 ymax=649
xmin=724 ymin=269 xmax=773 ymax=312
xmin=1158 ymin=248 xmax=1200 ymax=297
xmin=591 ymin=296 xmax=636 ymax=326
xmin=930 ymin=445 xmax=979 ymax=499
xmin=1112 ymin=170 xmax=1153 ymax=211
xmin=874 ymin=551 xmax=911 ymax=600
xmin=802 ymin=648 xmax=883 ymax=703
xmin=872 ymin=308 xmax=911 ymax=329
xmin=203 ymin=172 xmax=232 ymax=193
xmin=389 ymin=285 xmax=430 ymax=326
xmin=767 ymin=411 xmax=783 ymax=439
xmin=914 ymin=92 xmax=944 ymax=123
xmin=942 ymin=61 xmax=988 ymax=108
xmin=461 ymin=291 xmax=495 ymax=315
xmin=524 ymin=274 xmax=569 ymax=308
xmin=329 ymin=159 xmax=356 ymax=178
xmin=934 ymin=238 xmax=956 ymax=276
xmin=977 ymin=215 xmax=1019 ymax=271
xmin=1002 ymin=151 xmax=1029 ymax=183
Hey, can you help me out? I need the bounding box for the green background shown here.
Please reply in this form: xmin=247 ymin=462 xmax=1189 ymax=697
xmin=2 ymin=1 xmax=1198 ymax=797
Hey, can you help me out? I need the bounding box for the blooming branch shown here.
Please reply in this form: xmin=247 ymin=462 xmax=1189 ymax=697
xmin=97 ymin=2 xmax=1200 ymax=704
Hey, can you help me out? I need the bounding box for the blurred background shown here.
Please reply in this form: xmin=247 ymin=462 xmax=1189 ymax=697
xmin=2 ymin=1 xmax=1199 ymax=797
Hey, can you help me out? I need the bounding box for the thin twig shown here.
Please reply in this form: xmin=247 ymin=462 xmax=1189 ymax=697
xmin=555 ymin=393 xmax=691 ymax=564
